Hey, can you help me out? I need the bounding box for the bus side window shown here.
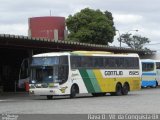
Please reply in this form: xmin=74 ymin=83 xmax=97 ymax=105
xmin=142 ymin=63 xmax=154 ymax=71
xmin=116 ymin=57 xmax=124 ymax=69
xmin=71 ymin=56 xmax=81 ymax=69
xmin=104 ymin=57 xmax=114 ymax=69
xmin=156 ymin=62 xmax=160 ymax=69
xmin=125 ymin=57 xmax=133 ymax=69
xmin=80 ymin=57 xmax=91 ymax=68
xmin=59 ymin=56 xmax=68 ymax=65
xmin=93 ymin=57 xmax=104 ymax=68
xmin=148 ymin=63 xmax=154 ymax=71
xmin=85 ymin=57 xmax=92 ymax=68
xmin=104 ymin=57 xmax=109 ymax=68
xmin=110 ymin=58 xmax=116 ymax=68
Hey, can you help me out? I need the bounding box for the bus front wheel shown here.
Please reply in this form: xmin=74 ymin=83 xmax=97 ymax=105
xmin=70 ymin=85 xmax=78 ymax=98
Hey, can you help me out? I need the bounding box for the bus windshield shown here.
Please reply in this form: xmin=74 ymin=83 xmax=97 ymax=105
xmin=30 ymin=56 xmax=69 ymax=84
xmin=31 ymin=66 xmax=58 ymax=83
xmin=31 ymin=57 xmax=59 ymax=66
xmin=142 ymin=63 xmax=154 ymax=71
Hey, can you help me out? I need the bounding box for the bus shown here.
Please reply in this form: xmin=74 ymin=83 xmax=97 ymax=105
xmin=155 ymin=60 xmax=160 ymax=86
xmin=141 ymin=59 xmax=158 ymax=88
xmin=29 ymin=51 xmax=141 ymax=99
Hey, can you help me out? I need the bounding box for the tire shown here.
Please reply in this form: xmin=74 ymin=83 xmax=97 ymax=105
xmin=70 ymin=85 xmax=76 ymax=98
xmin=151 ymin=85 xmax=157 ymax=88
xmin=151 ymin=81 xmax=158 ymax=88
xmin=153 ymin=81 xmax=158 ymax=88
xmin=47 ymin=95 xmax=53 ymax=100
xmin=122 ymin=83 xmax=129 ymax=95
xmin=156 ymin=81 xmax=158 ymax=86
xmin=111 ymin=83 xmax=122 ymax=96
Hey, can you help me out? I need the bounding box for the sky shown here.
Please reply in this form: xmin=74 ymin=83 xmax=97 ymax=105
xmin=0 ymin=0 xmax=160 ymax=52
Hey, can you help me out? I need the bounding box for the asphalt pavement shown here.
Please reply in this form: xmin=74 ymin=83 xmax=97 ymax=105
xmin=0 ymin=88 xmax=160 ymax=114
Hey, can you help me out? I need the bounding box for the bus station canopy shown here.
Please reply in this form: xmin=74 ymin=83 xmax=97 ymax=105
xmin=0 ymin=34 xmax=155 ymax=55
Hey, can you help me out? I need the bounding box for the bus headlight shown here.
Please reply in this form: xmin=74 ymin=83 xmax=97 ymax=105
xmin=29 ymin=90 xmax=34 ymax=94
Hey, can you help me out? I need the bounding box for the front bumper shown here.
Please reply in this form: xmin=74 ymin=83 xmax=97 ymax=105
xmin=29 ymin=88 xmax=66 ymax=96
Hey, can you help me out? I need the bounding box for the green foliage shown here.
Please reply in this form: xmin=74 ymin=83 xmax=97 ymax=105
xmin=118 ymin=33 xmax=150 ymax=49
xmin=66 ymin=8 xmax=116 ymax=45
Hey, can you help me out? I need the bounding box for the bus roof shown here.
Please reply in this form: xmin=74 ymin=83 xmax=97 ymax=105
xmin=33 ymin=51 xmax=139 ymax=57
xmin=71 ymin=51 xmax=139 ymax=57
xmin=141 ymin=59 xmax=155 ymax=63
xmin=154 ymin=60 xmax=160 ymax=62
xmin=33 ymin=52 xmax=70 ymax=57
xmin=141 ymin=59 xmax=160 ymax=63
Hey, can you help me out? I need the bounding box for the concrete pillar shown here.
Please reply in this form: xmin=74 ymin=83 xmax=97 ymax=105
xmin=54 ymin=29 xmax=58 ymax=40
xmin=64 ymin=30 xmax=68 ymax=40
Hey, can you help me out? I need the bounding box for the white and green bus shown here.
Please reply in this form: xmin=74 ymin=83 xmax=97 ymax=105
xmin=29 ymin=51 xmax=141 ymax=99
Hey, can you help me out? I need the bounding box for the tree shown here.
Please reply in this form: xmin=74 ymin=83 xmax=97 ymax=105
xmin=118 ymin=33 xmax=150 ymax=50
xmin=66 ymin=8 xmax=116 ymax=45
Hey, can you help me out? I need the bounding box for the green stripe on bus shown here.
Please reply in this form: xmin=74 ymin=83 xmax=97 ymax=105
xmin=79 ymin=69 xmax=95 ymax=93
xmin=86 ymin=70 xmax=102 ymax=92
